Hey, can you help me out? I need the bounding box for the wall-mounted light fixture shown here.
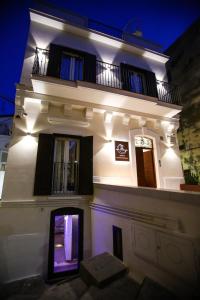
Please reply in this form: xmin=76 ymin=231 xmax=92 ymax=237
xmin=166 ymin=133 xmax=176 ymax=146
xmin=167 ymin=124 xmax=174 ymax=133
xmin=15 ymin=107 xmax=28 ymax=119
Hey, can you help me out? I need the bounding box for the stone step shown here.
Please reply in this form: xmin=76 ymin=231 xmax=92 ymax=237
xmin=80 ymin=252 xmax=128 ymax=287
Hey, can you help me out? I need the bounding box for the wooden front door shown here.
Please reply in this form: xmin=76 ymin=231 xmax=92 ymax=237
xmin=136 ymin=147 xmax=156 ymax=188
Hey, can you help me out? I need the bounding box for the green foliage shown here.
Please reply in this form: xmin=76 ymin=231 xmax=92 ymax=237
xmin=184 ymin=170 xmax=199 ymax=185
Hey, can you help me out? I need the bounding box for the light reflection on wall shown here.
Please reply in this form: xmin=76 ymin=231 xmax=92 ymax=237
xmin=104 ymin=120 xmax=113 ymax=140
xmin=24 ymin=98 xmax=41 ymax=134
xmin=163 ymin=146 xmax=179 ymax=161
xmin=89 ymin=32 xmax=123 ymax=49
xmin=18 ymin=135 xmax=37 ymax=151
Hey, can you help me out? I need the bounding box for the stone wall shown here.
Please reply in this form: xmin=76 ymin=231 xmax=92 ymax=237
xmin=165 ymin=18 xmax=200 ymax=183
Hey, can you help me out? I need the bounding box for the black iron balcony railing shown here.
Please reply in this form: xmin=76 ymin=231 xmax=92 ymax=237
xmin=32 ymin=48 xmax=49 ymax=76
xmin=32 ymin=48 xmax=181 ymax=106
xmin=52 ymin=162 xmax=79 ymax=194
xmin=96 ymin=60 xmax=122 ymax=89
xmin=156 ymin=80 xmax=181 ymax=105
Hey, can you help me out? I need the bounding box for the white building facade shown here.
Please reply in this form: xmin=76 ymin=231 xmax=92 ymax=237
xmin=1 ymin=3 xmax=200 ymax=297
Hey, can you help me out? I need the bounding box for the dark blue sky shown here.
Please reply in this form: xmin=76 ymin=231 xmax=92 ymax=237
xmin=0 ymin=0 xmax=200 ymax=116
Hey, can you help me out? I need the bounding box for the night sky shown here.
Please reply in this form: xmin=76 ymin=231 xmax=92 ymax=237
xmin=0 ymin=0 xmax=200 ymax=116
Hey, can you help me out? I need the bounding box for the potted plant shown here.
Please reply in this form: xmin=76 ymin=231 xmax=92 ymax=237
xmin=180 ymin=170 xmax=200 ymax=192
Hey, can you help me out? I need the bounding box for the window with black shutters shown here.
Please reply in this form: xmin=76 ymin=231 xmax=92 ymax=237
xmin=120 ymin=63 xmax=158 ymax=98
xmin=34 ymin=134 xmax=93 ymax=196
xmin=46 ymin=44 xmax=96 ymax=84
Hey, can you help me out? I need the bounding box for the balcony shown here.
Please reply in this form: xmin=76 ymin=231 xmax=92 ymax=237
xmin=31 ymin=48 xmax=182 ymax=117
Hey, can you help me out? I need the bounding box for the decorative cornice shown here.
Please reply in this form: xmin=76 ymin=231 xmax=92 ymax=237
xmin=90 ymin=202 xmax=181 ymax=232
xmin=16 ymin=84 xmax=180 ymax=123
xmin=48 ymin=117 xmax=90 ymax=127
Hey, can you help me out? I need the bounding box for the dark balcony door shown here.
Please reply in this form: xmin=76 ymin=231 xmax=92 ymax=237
xmin=48 ymin=207 xmax=83 ymax=280
xmin=129 ymin=71 xmax=145 ymax=94
xmin=47 ymin=43 xmax=96 ymax=83
xmin=120 ymin=63 xmax=158 ymax=98
xmin=60 ymin=53 xmax=83 ymax=81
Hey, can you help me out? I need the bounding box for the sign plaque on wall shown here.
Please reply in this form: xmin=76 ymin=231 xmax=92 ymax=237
xmin=115 ymin=141 xmax=129 ymax=161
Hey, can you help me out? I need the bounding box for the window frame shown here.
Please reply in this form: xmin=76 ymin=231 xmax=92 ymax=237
xmin=48 ymin=207 xmax=84 ymax=281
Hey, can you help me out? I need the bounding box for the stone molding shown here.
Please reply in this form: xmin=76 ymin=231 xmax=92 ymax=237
xmin=0 ymin=196 xmax=91 ymax=208
xmin=90 ymin=202 xmax=180 ymax=232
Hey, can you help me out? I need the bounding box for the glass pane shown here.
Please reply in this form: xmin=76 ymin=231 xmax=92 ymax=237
xmin=74 ymin=58 xmax=83 ymax=80
xmin=67 ymin=141 xmax=78 ymax=191
xmin=53 ymin=139 xmax=79 ymax=194
xmin=130 ymin=72 xmax=143 ymax=94
xmin=1 ymin=151 xmax=8 ymax=163
xmin=53 ymin=140 xmax=65 ymax=193
xmin=60 ymin=55 xmax=71 ymax=80
xmin=135 ymin=136 xmax=153 ymax=148
xmin=54 ymin=214 xmax=79 ymax=273
xmin=60 ymin=54 xmax=83 ymax=81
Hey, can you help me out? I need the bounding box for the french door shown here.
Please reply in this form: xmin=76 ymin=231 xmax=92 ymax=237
xmin=60 ymin=52 xmax=83 ymax=81
xmin=52 ymin=137 xmax=79 ymax=194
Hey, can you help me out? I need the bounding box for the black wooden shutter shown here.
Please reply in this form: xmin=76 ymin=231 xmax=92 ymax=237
xmin=34 ymin=134 xmax=55 ymax=195
xmin=46 ymin=44 xmax=62 ymax=78
xmin=120 ymin=63 xmax=131 ymax=91
xmin=78 ymin=136 xmax=93 ymax=195
xmin=143 ymin=70 xmax=158 ymax=98
xmin=83 ymin=53 xmax=96 ymax=83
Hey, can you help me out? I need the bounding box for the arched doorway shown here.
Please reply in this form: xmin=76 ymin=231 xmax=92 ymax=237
xmin=135 ymin=136 xmax=157 ymax=188
xmin=48 ymin=207 xmax=83 ymax=280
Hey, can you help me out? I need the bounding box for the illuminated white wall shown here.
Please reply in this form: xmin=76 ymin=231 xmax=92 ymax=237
xmin=20 ymin=18 xmax=167 ymax=86
xmin=3 ymin=99 xmax=183 ymax=202
xmin=0 ymin=200 xmax=91 ymax=283
xmin=0 ymin=135 xmax=10 ymax=199
xmin=0 ymin=171 xmax=5 ymax=199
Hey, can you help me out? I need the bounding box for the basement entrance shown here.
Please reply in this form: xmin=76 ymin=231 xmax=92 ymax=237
xmin=48 ymin=207 xmax=83 ymax=280
xmin=135 ymin=136 xmax=156 ymax=188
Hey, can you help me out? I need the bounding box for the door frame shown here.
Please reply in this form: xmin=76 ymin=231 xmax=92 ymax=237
xmin=129 ymin=127 xmax=162 ymax=188
xmin=48 ymin=207 xmax=84 ymax=281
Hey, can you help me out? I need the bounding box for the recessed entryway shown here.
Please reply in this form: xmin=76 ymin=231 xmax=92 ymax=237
xmin=48 ymin=207 xmax=83 ymax=280
xmin=135 ymin=136 xmax=157 ymax=188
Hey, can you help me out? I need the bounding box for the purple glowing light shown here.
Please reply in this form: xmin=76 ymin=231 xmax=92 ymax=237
xmin=53 ymin=214 xmax=79 ymax=273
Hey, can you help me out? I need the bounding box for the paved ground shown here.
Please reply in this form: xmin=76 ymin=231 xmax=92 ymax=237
xmin=0 ymin=253 xmax=183 ymax=299
xmin=0 ymin=274 xmax=140 ymax=300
